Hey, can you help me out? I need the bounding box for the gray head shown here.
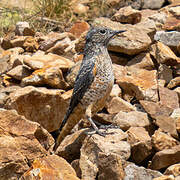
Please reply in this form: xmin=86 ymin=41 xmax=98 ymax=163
xmin=85 ymin=27 xmax=125 ymax=47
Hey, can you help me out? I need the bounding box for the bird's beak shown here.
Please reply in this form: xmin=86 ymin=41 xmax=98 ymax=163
xmin=113 ymin=30 xmax=126 ymax=35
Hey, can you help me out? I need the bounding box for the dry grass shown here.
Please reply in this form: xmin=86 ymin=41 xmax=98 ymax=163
xmin=0 ymin=0 xmax=114 ymax=36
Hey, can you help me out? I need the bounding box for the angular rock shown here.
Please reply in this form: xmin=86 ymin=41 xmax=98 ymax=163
xmin=47 ymin=36 xmax=76 ymax=57
xmin=79 ymin=129 xmax=130 ymax=180
xmin=23 ymin=36 xmax=39 ymax=52
xmin=142 ymin=0 xmax=165 ymax=9
xmin=140 ymin=100 xmax=174 ymax=119
xmin=127 ymin=53 xmax=155 ymax=70
xmin=39 ymin=32 xmax=75 ymax=51
xmin=124 ymin=163 xmax=162 ymax=180
xmin=21 ymin=155 xmax=80 ymax=180
xmin=153 ymin=175 xmax=175 ymax=180
xmin=154 ymin=31 xmax=180 ymax=50
xmin=10 ymin=36 xmax=27 ymax=48
xmin=158 ymin=64 xmax=173 ymax=85
xmin=106 ymin=96 xmax=136 ymax=114
xmin=23 ymin=53 xmax=74 ymax=70
xmin=171 ymin=108 xmax=180 ymax=133
xmin=0 ymin=109 xmax=53 ymax=179
xmin=163 ymin=16 xmax=180 ymax=31
xmin=69 ymin=21 xmax=90 ymax=38
xmin=159 ymin=87 xmax=179 ymax=109
xmin=15 ymin=21 xmax=31 ymax=36
xmin=109 ymin=84 xmax=122 ymax=98
xmin=0 ymin=55 xmax=11 ymax=74
xmin=167 ymin=77 xmax=180 ymax=89
xmin=5 ymin=86 xmax=71 ymax=132
xmin=55 ymin=129 xmax=88 ymax=162
xmin=71 ymin=159 xmax=82 ymax=178
xmin=127 ymin=127 xmax=152 ymax=163
xmin=111 ymin=6 xmax=141 ymax=24
xmin=0 ymin=86 xmax=21 ymax=108
xmin=151 ymin=145 xmax=180 ymax=170
xmin=164 ymin=163 xmax=180 ymax=177
xmin=114 ymin=65 xmax=158 ymax=102
xmin=6 ymin=65 xmax=32 ymax=80
xmin=150 ymin=42 xmax=180 ymax=66
xmin=113 ymin=111 xmax=150 ymax=131
xmin=93 ymin=17 xmax=152 ymax=55
xmin=152 ymin=129 xmax=179 ymax=151
xmin=155 ymin=115 xmax=178 ymax=138
xmin=98 ymin=152 xmax=125 ymax=180
xmin=21 ymin=66 xmax=69 ymax=89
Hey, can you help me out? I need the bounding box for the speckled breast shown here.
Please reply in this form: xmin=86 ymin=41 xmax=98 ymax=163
xmin=81 ymin=47 xmax=114 ymax=113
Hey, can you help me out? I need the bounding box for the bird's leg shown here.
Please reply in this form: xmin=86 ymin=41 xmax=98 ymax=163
xmin=85 ymin=105 xmax=106 ymax=137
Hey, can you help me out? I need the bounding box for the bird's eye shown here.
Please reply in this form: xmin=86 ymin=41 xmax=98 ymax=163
xmin=99 ymin=29 xmax=106 ymax=34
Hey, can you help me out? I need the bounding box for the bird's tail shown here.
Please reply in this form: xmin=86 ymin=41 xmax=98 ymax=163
xmin=53 ymin=104 xmax=84 ymax=151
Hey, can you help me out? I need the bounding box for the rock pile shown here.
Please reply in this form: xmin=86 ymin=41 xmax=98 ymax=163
xmin=0 ymin=1 xmax=180 ymax=179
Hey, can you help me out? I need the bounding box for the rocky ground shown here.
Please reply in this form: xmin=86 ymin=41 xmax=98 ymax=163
xmin=0 ymin=0 xmax=180 ymax=180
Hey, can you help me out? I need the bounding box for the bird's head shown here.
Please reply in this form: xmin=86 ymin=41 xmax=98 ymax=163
xmin=85 ymin=27 xmax=126 ymax=46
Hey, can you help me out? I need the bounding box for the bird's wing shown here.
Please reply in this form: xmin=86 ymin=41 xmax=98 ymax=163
xmin=58 ymin=57 xmax=96 ymax=130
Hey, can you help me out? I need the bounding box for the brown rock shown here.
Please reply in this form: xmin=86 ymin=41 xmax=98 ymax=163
xmin=111 ymin=6 xmax=141 ymax=24
xmin=79 ymin=129 xmax=130 ymax=179
xmin=151 ymin=145 xmax=180 ymax=170
xmin=127 ymin=53 xmax=155 ymax=70
xmin=167 ymin=77 xmax=180 ymax=89
xmin=21 ymin=155 xmax=80 ymax=180
xmin=109 ymin=84 xmax=122 ymax=98
xmin=10 ymin=36 xmax=27 ymax=48
xmin=6 ymin=47 xmax=24 ymax=55
xmin=72 ymin=3 xmax=89 ymax=15
xmin=0 ymin=86 xmax=21 ymax=108
xmin=93 ymin=17 xmax=152 ymax=55
xmin=39 ymin=32 xmax=75 ymax=51
xmin=56 ymin=129 xmax=88 ymax=162
xmin=23 ymin=36 xmax=39 ymax=52
xmin=0 ymin=109 xmax=53 ymax=179
xmin=98 ymin=152 xmax=125 ymax=180
xmin=163 ymin=16 xmax=180 ymax=31
xmin=150 ymin=42 xmax=180 ymax=66
xmin=140 ymin=100 xmax=174 ymax=119
xmin=153 ymin=175 xmax=175 ymax=180
xmin=155 ymin=115 xmax=178 ymax=138
xmin=0 ymin=55 xmax=11 ymax=74
xmin=124 ymin=163 xmax=162 ymax=180
xmin=152 ymin=129 xmax=179 ymax=151
xmin=47 ymin=36 xmax=76 ymax=57
xmin=71 ymin=159 xmax=82 ymax=179
xmin=15 ymin=21 xmax=30 ymax=36
xmin=171 ymin=108 xmax=180 ymax=133
xmin=6 ymin=65 xmax=32 ymax=80
xmin=23 ymin=53 xmax=74 ymax=71
xmin=127 ymin=127 xmax=152 ymax=163
xmin=106 ymin=96 xmax=136 ymax=114
xmin=159 ymin=87 xmax=179 ymax=109
xmin=114 ymin=65 xmax=158 ymax=102
xmin=21 ymin=66 xmax=69 ymax=89
xmin=164 ymin=163 xmax=180 ymax=177
xmin=69 ymin=21 xmax=90 ymax=38
xmin=5 ymin=86 xmax=71 ymax=132
xmin=158 ymin=64 xmax=173 ymax=85
xmin=113 ymin=111 xmax=150 ymax=131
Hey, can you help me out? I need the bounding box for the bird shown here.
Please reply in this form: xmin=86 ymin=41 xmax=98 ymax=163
xmin=52 ymin=27 xmax=125 ymax=151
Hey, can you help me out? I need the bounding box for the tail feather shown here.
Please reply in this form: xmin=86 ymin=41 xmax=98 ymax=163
xmin=53 ymin=104 xmax=84 ymax=151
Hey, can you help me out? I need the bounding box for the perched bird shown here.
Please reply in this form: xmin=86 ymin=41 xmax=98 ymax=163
xmin=52 ymin=27 xmax=125 ymax=151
